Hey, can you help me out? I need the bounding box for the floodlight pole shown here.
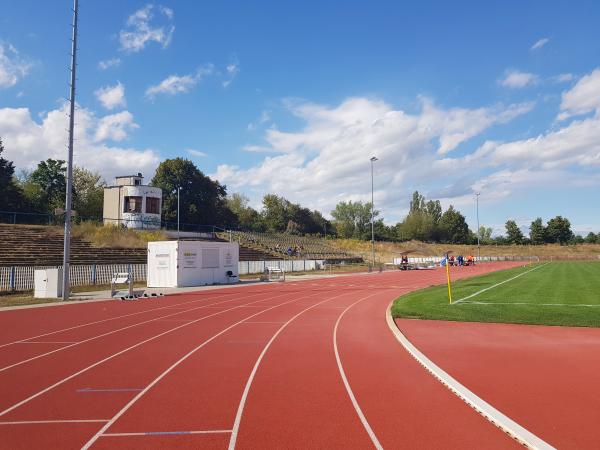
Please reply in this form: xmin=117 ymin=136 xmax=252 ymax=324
xmin=61 ymin=0 xmax=79 ymax=301
xmin=370 ymin=157 xmax=378 ymax=268
xmin=476 ymin=192 xmax=480 ymax=260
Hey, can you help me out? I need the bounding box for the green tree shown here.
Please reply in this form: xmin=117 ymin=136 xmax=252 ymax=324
xmin=72 ymin=167 xmax=105 ymax=218
xmin=399 ymin=192 xmax=441 ymax=241
xmin=331 ymin=201 xmax=377 ymax=239
xmin=529 ymin=218 xmax=546 ymax=245
xmin=226 ymin=193 xmax=263 ymax=231
xmin=439 ymin=206 xmax=470 ymax=244
xmin=261 ymin=194 xmax=291 ymax=232
xmin=27 ymin=159 xmax=68 ymax=213
xmin=584 ymin=232 xmax=598 ymax=244
xmin=151 ymin=158 xmax=234 ymax=227
xmin=0 ymin=137 xmax=28 ymax=211
xmin=505 ymin=220 xmax=524 ymax=244
xmin=478 ymin=226 xmax=493 ymax=244
xmin=545 ymin=216 xmax=573 ymax=244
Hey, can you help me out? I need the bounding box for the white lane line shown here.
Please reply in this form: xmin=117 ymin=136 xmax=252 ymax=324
xmin=0 ymin=291 xmax=239 ymax=349
xmin=333 ymin=294 xmax=384 ymax=450
xmin=0 ymin=289 xmax=297 ymax=418
xmin=102 ymin=429 xmax=232 ymax=437
xmin=242 ymin=321 xmax=285 ymax=324
xmin=453 ymin=263 xmax=549 ymax=304
xmin=227 ymin=290 xmax=361 ymax=450
xmin=386 ymin=304 xmax=555 ymax=450
xmin=0 ymin=290 xmax=267 ymax=372
xmin=459 ymin=301 xmax=600 ymax=307
xmin=83 ymin=289 xmax=329 ymax=450
xmin=0 ymin=419 xmax=108 ymax=425
xmin=16 ymin=341 xmax=78 ymax=344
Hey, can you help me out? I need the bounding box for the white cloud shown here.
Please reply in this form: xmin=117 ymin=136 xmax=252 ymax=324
xmin=212 ymin=96 xmax=532 ymax=221
xmin=223 ymin=61 xmax=240 ymax=88
xmin=186 ymin=149 xmax=207 ymax=158
xmin=119 ymin=4 xmax=175 ymax=53
xmin=553 ymin=73 xmax=574 ymax=83
xmin=0 ymin=105 xmax=158 ymax=181
xmin=530 ymin=37 xmax=550 ymax=51
xmin=557 ymin=69 xmax=600 ymax=120
xmin=94 ymin=82 xmax=126 ymax=110
xmin=94 ymin=111 xmax=139 ymax=142
xmin=98 ymin=58 xmax=121 ymax=70
xmin=499 ymin=70 xmax=539 ymax=89
xmin=145 ymin=65 xmax=214 ymax=98
xmin=247 ymin=110 xmax=271 ymax=131
xmin=0 ymin=42 xmax=32 ymax=89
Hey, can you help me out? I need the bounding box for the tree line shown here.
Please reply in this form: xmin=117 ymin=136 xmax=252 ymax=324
xmin=0 ymin=136 xmax=595 ymax=244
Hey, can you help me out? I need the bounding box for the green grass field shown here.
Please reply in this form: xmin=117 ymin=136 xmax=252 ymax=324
xmin=392 ymin=262 xmax=600 ymax=327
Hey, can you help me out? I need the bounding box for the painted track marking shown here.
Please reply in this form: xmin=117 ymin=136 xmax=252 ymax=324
xmin=0 ymin=289 xmax=298 ymax=417
xmin=0 ymin=290 xmax=239 ymax=348
xmin=333 ymin=294 xmax=384 ymax=450
xmin=386 ymin=303 xmax=555 ymax=450
xmin=102 ymin=429 xmax=232 ymax=437
xmin=0 ymin=419 xmax=108 ymax=425
xmin=227 ymin=290 xmax=377 ymax=450
xmin=453 ymin=263 xmax=549 ymax=304
xmin=0 ymin=289 xmax=268 ymax=372
xmin=81 ymin=288 xmax=335 ymax=449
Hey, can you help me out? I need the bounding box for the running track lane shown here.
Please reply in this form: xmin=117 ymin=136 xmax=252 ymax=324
xmin=397 ymin=319 xmax=600 ymax=449
xmin=0 ymin=262 xmax=527 ymax=448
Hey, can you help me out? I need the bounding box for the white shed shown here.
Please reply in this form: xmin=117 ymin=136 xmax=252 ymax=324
xmin=147 ymin=241 xmax=239 ymax=288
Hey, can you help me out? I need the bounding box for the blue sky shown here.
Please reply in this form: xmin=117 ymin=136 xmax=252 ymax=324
xmin=1 ymin=1 xmax=600 ymax=235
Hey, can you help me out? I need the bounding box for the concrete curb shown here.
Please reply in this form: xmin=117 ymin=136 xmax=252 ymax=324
xmin=385 ymin=302 xmax=555 ymax=450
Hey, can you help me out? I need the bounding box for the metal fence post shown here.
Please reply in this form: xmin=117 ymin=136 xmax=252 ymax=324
xmin=10 ymin=266 xmax=15 ymax=291
xmin=92 ymin=264 xmax=97 ymax=285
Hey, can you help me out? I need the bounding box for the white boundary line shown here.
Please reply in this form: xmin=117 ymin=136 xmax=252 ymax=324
xmin=82 ymin=288 xmax=334 ymax=450
xmin=453 ymin=263 xmax=549 ymax=304
xmin=333 ymin=295 xmax=384 ymax=450
xmin=0 ymin=290 xmax=239 ymax=349
xmin=0 ymin=419 xmax=108 ymax=425
xmin=0 ymin=290 xmax=268 ymax=372
xmin=385 ymin=303 xmax=555 ymax=450
xmin=459 ymin=301 xmax=600 ymax=307
xmin=227 ymin=290 xmax=369 ymax=450
xmin=0 ymin=289 xmax=300 ymax=418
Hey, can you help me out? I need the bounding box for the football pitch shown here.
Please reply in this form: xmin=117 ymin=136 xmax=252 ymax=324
xmin=391 ymin=261 xmax=600 ymax=327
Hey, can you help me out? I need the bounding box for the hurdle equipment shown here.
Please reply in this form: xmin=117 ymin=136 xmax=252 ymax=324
xmin=111 ymin=272 xmax=134 ymax=298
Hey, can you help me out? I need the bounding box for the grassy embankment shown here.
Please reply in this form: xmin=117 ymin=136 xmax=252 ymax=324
xmin=335 ymin=238 xmax=600 ymax=263
xmin=391 ymin=261 xmax=600 ymax=327
xmin=71 ymin=222 xmax=168 ymax=248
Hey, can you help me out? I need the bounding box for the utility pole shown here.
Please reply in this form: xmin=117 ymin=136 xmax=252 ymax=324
xmin=476 ymin=192 xmax=481 ymax=260
xmin=177 ymin=186 xmax=181 ymax=237
xmin=370 ymin=157 xmax=378 ymax=268
xmin=62 ymin=0 xmax=79 ymax=301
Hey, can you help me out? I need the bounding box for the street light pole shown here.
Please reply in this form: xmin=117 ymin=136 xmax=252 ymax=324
xmin=476 ymin=192 xmax=480 ymax=260
xmin=370 ymin=156 xmax=378 ymax=268
xmin=177 ymin=187 xmax=181 ymax=237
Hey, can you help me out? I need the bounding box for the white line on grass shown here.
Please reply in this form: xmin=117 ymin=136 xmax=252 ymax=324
xmin=333 ymin=296 xmax=384 ymax=450
xmin=459 ymin=301 xmax=600 ymax=307
xmin=81 ymin=289 xmax=336 ymax=450
xmin=453 ymin=263 xmax=550 ymax=305
xmin=227 ymin=291 xmax=378 ymax=450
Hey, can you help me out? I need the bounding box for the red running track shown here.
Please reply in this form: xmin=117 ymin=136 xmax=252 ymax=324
xmin=0 ymin=262 xmax=531 ymax=449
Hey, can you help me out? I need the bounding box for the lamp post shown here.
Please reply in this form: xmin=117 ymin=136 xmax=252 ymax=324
xmin=476 ymin=192 xmax=480 ymax=260
xmin=177 ymin=186 xmax=182 ymax=237
xmin=370 ymin=156 xmax=378 ymax=268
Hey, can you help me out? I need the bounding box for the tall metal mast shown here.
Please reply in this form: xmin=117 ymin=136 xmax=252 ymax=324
xmin=62 ymin=0 xmax=79 ymax=301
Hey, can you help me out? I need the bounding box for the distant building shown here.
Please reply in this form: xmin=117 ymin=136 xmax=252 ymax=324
xmin=103 ymin=173 xmax=162 ymax=229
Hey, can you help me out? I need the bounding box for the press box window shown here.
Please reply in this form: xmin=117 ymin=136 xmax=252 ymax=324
xmin=124 ymin=196 xmax=142 ymax=213
xmin=146 ymin=197 xmax=160 ymax=214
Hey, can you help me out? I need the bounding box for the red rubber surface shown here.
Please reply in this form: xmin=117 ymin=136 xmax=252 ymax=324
xmin=397 ymin=319 xmax=600 ymax=449
xmin=0 ymin=262 xmax=548 ymax=449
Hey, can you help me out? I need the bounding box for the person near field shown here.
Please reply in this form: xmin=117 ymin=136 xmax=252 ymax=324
xmin=457 ymin=255 xmax=464 ymax=266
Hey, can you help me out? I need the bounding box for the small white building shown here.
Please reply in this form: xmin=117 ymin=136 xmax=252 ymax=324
xmin=147 ymin=241 xmax=239 ymax=287
xmin=103 ymin=173 xmax=162 ymax=229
